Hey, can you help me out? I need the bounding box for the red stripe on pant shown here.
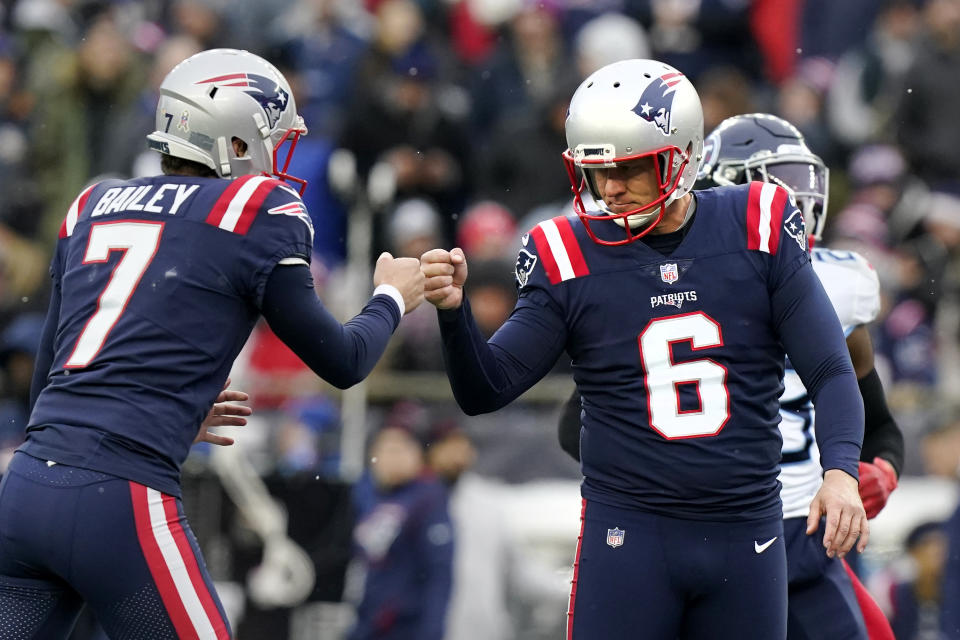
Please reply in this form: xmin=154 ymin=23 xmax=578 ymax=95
xmin=567 ymin=498 xmax=588 ymax=640
xmin=842 ymin=560 xmax=894 ymax=640
xmin=129 ymin=482 xmax=197 ymax=638
xmin=160 ymin=494 xmax=231 ymax=639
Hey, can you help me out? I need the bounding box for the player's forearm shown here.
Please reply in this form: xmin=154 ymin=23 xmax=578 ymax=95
xmin=262 ymin=265 xmax=400 ymax=389
xmin=811 ymin=370 xmax=864 ymax=478
xmin=858 ymin=367 xmax=904 ymax=475
xmin=437 ymin=300 xmax=522 ymax=415
xmin=775 ymin=264 xmax=864 ymax=477
xmin=437 ymin=297 xmax=565 ymax=415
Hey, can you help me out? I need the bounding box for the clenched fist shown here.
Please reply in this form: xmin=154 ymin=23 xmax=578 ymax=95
xmin=374 ymin=252 xmax=425 ymax=315
xmin=420 ymin=248 xmax=468 ymax=310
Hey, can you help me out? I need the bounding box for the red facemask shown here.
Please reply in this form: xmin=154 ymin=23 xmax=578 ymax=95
xmin=269 ymin=127 xmax=307 ymax=196
xmin=562 ymin=145 xmax=689 ymax=246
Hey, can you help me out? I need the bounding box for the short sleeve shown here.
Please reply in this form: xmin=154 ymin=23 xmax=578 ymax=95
xmin=843 ymin=252 xmax=881 ymax=327
xmin=514 ymin=226 xmax=567 ymax=316
xmin=767 ymin=187 xmax=812 ymax=290
xmin=811 ymin=249 xmax=881 ymax=334
xmin=238 ymin=180 xmax=315 ymax=307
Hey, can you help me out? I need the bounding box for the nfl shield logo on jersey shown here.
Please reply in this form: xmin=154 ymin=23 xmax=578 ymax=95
xmin=660 ymin=263 xmax=679 ymax=284
xmin=606 ymin=527 xmax=625 ymax=548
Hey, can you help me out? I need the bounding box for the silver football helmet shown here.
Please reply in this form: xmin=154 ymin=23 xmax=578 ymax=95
xmin=563 ymin=59 xmax=704 ymax=245
xmin=147 ymin=48 xmax=309 ymax=193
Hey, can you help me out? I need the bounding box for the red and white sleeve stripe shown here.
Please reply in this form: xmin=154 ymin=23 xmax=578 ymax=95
xmin=59 ymin=183 xmax=99 ymax=238
xmin=130 ymin=483 xmax=230 ymax=639
xmin=746 ymin=182 xmax=789 ymax=255
xmin=529 ymin=216 xmax=590 ymax=285
xmin=206 ymin=175 xmax=278 ymax=235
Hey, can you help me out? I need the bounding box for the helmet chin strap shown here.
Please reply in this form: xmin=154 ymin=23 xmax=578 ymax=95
xmin=217 ymin=137 xmax=232 ymax=177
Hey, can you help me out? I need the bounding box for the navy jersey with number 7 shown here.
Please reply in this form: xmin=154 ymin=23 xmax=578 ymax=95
xmin=23 ymin=174 xmax=315 ymax=497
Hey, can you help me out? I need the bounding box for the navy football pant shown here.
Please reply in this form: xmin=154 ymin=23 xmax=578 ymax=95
xmin=784 ymin=516 xmax=868 ymax=640
xmin=567 ymin=499 xmax=787 ymax=640
xmin=0 ymin=452 xmax=231 ymax=639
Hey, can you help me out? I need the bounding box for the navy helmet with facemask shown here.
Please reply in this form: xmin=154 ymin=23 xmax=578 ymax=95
xmin=698 ymin=113 xmax=829 ymax=242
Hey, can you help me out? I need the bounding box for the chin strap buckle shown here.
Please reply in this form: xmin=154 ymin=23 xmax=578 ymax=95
xmin=217 ymin=137 xmax=232 ymax=177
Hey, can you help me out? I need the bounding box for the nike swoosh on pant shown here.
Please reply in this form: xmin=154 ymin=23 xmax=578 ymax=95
xmin=754 ymin=537 xmax=777 ymax=553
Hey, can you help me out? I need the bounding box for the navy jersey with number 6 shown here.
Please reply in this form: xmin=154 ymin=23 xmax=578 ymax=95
xmin=439 ymin=182 xmax=863 ymax=521
xmin=24 ymin=174 xmax=316 ymax=496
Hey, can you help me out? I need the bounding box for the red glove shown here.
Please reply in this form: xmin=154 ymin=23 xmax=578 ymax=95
xmin=858 ymin=457 xmax=898 ymax=519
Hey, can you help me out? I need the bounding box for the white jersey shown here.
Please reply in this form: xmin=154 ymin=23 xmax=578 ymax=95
xmin=779 ymin=247 xmax=881 ymax=519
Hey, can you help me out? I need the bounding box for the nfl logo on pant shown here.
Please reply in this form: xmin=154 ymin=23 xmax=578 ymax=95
xmin=606 ymin=527 xmax=625 ymax=548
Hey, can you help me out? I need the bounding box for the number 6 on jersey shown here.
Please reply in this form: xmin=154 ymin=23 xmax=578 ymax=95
xmin=639 ymin=312 xmax=730 ymax=439
xmin=65 ymin=221 xmax=164 ymax=368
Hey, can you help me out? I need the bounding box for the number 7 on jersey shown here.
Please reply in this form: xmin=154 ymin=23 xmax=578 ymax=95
xmin=65 ymin=221 xmax=164 ymax=368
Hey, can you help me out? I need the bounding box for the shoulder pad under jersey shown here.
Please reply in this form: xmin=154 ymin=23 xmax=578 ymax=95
xmin=204 ymin=175 xmax=314 ymax=245
xmin=516 ymin=215 xmax=590 ymax=288
xmin=742 ymin=181 xmax=807 ymax=255
xmin=811 ymin=247 xmax=881 ymax=332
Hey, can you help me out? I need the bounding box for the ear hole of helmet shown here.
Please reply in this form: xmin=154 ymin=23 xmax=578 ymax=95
xmin=232 ymin=137 xmax=248 ymax=157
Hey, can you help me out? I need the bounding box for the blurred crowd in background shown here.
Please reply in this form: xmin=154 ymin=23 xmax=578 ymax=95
xmin=0 ymin=0 xmax=959 ymax=638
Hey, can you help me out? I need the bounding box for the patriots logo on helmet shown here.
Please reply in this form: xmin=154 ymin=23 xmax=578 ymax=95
xmin=632 ymin=72 xmax=684 ymax=136
xmin=196 ymin=73 xmax=290 ymax=129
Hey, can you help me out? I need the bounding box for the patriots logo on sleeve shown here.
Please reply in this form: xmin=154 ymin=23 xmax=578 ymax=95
xmin=516 ymin=249 xmax=538 ymax=288
xmin=196 ymin=73 xmax=290 ymax=129
xmin=268 ymin=201 xmax=314 ymax=243
xmin=783 ymin=208 xmax=806 ymax=251
xmin=632 ymin=72 xmax=684 ymax=136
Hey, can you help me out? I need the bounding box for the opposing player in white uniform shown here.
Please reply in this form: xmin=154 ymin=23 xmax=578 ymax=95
xmin=686 ymin=113 xmax=903 ymax=640
xmin=558 ymin=113 xmax=903 ymax=640
xmin=779 ymin=249 xmax=882 ymax=522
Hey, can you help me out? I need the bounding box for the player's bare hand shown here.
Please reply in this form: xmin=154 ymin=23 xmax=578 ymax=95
xmin=420 ymin=248 xmax=468 ymax=310
xmin=374 ymin=252 xmax=425 ymax=314
xmin=807 ymin=469 xmax=869 ymax=558
xmin=195 ymin=378 xmax=252 ymax=446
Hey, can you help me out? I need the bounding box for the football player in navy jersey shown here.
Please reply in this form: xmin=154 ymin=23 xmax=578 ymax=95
xmin=0 ymin=49 xmax=424 ymax=639
xmin=559 ymin=113 xmax=902 ymax=639
xmin=421 ymin=60 xmax=868 ymax=639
